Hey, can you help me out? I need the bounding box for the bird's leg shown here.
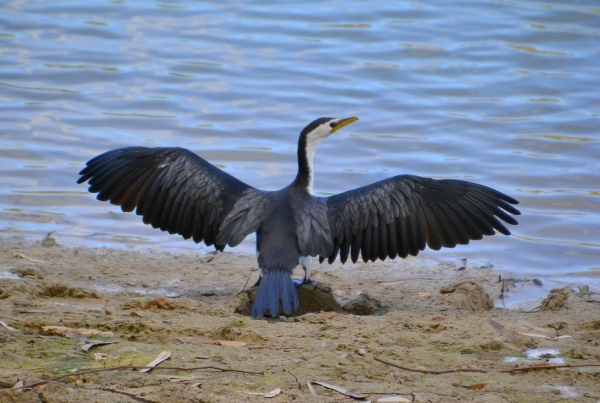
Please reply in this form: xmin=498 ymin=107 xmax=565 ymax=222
xmin=252 ymin=255 xmax=262 ymax=287
xmin=293 ymin=256 xmax=314 ymax=287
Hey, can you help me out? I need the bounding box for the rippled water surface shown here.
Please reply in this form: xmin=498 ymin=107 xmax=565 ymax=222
xmin=1 ymin=0 xmax=599 ymax=288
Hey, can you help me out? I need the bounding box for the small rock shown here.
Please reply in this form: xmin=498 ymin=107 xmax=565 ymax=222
xmin=130 ymin=311 xmax=144 ymax=318
xmin=356 ymin=348 xmax=367 ymax=356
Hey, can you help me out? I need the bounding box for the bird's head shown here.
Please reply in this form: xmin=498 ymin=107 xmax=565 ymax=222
xmin=300 ymin=116 xmax=359 ymax=145
xmin=295 ymin=116 xmax=359 ymax=191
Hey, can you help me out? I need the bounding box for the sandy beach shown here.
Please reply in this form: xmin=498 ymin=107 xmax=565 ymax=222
xmin=0 ymin=234 xmax=599 ymax=403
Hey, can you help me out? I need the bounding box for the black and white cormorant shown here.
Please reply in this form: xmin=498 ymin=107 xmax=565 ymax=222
xmin=77 ymin=117 xmax=520 ymax=317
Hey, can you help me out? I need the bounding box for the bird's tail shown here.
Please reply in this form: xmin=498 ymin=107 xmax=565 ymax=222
xmin=252 ymin=270 xmax=299 ymax=317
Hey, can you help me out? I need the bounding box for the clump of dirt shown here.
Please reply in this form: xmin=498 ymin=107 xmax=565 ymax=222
xmin=10 ymin=267 xmax=43 ymax=279
xmin=0 ymin=235 xmax=599 ymax=403
xmin=237 ymin=280 xmax=387 ymax=316
xmin=342 ymin=292 xmax=388 ymax=315
xmin=540 ymin=287 xmax=573 ymax=311
xmin=39 ymin=282 xmax=100 ymax=298
xmin=216 ymin=325 xmax=268 ymax=344
xmin=583 ymin=320 xmax=600 ymax=330
xmin=480 ymin=340 xmax=504 ymax=351
xmin=121 ymin=297 xmax=192 ymax=311
xmin=439 ymin=280 xmax=494 ymax=311
xmin=237 ymin=280 xmax=345 ymax=316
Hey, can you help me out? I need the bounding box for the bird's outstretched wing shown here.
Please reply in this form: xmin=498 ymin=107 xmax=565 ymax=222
xmin=77 ymin=147 xmax=254 ymax=250
xmin=325 ymin=175 xmax=520 ymax=264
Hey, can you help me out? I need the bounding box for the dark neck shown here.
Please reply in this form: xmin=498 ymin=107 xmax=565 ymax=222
xmin=293 ymin=132 xmax=311 ymax=190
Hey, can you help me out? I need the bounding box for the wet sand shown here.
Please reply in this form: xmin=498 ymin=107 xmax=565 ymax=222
xmin=0 ymin=234 xmax=599 ymax=402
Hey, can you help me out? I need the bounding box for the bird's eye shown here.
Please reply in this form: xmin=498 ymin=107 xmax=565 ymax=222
xmin=329 ymin=122 xmax=336 ymax=128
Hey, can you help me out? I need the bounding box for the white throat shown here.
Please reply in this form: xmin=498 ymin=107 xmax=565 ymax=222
xmin=304 ymin=135 xmax=326 ymax=194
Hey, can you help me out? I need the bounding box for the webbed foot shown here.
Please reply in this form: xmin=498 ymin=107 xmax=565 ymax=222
xmin=292 ymin=277 xmax=314 ymax=288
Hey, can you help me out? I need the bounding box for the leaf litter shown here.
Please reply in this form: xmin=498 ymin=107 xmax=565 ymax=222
xmin=311 ymin=381 xmax=367 ymax=400
xmin=0 ymin=320 xmax=17 ymax=332
xmin=140 ymin=351 xmax=172 ymax=372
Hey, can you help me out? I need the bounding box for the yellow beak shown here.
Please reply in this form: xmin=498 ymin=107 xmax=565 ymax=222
xmin=331 ymin=116 xmax=358 ymax=133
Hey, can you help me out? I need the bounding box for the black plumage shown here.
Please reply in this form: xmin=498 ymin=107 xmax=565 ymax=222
xmin=77 ymin=117 xmax=520 ymax=317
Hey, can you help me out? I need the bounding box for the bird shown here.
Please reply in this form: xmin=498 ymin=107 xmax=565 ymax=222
xmin=77 ymin=117 xmax=520 ymax=317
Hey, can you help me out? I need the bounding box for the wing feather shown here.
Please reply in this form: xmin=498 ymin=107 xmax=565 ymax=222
xmin=78 ymin=147 xmax=253 ymax=249
xmin=378 ymin=217 xmax=388 ymax=261
xmin=327 ymin=175 xmax=520 ymax=264
xmin=118 ymin=168 xmax=152 ymax=211
xmin=436 ymin=201 xmax=471 ymax=245
xmin=422 ymin=202 xmax=444 ymax=250
xmin=350 ymin=227 xmax=363 ymax=264
xmin=387 ymin=221 xmax=398 ymax=260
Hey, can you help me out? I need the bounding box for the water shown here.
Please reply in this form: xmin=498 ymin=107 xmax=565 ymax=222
xmin=1 ymin=0 xmax=599 ymax=289
xmin=505 ymin=348 xmax=564 ymax=364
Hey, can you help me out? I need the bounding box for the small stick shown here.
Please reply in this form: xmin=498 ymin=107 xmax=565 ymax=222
xmin=15 ymin=253 xmax=48 ymax=264
xmin=0 ymin=320 xmax=17 ymax=332
xmin=0 ymin=316 xmax=42 ymax=332
xmin=494 ymin=364 xmax=600 ymax=374
xmin=18 ymin=365 xmax=264 ymax=391
xmin=375 ymin=357 xmax=487 ymax=374
xmin=223 ymin=271 xmax=254 ymax=304
xmin=374 ymin=357 xmax=600 ymax=375
xmin=306 ymin=381 xmax=322 ymax=403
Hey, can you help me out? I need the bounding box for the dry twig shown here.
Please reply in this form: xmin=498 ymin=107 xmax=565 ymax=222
xmin=0 ymin=320 xmax=18 ymax=332
xmin=375 ymin=357 xmax=600 ymax=374
xmin=306 ymin=381 xmax=322 ymax=403
xmin=14 ymin=253 xmax=48 ymax=264
xmin=17 ymin=365 xmax=264 ymax=391
xmin=223 ymin=271 xmax=254 ymax=304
